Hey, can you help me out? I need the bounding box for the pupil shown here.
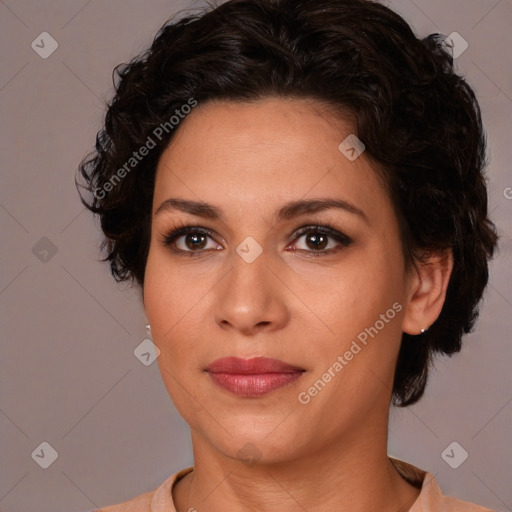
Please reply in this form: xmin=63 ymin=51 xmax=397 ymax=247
xmin=186 ymin=233 xmax=206 ymax=250
xmin=307 ymin=232 xmax=327 ymax=250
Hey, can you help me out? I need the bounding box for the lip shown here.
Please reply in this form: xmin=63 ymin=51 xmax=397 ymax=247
xmin=205 ymin=357 xmax=305 ymax=397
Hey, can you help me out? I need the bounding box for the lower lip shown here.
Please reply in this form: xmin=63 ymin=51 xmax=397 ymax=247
xmin=207 ymin=372 xmax=303 ymax=397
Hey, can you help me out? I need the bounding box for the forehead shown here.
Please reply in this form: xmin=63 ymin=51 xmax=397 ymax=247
xmin=152 ymin=97 xmax=390 ymax=225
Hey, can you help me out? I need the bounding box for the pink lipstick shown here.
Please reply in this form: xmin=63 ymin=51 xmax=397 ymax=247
xmin=205 ymin=357 xmax=305 ymax=397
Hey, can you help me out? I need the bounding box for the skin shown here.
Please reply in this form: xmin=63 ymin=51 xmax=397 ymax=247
xmin=143 ymin=97 xmax=453 ymax=512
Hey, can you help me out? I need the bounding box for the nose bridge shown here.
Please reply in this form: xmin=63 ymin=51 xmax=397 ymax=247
xmin=214 ymin=238 xmax=288 ymax=332
xmin=226 ymin=239 xmax=273 ymax=307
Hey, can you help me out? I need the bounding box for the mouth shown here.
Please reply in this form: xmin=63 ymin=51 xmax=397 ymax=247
xmin=205 ymin=356 xmax=305 ymax=397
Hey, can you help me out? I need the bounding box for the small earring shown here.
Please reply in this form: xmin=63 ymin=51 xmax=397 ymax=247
xmin=420 ymin=329 xmax=425 ymax=334
xmin=145 ymin=323 xmax=151 ymax=332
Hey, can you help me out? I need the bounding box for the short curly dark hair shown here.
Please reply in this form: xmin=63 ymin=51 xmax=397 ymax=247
xmin=77 ymin=0 xmax=498 ymax=406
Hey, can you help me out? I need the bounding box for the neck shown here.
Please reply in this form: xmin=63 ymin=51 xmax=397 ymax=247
xmin=173 ymin=419 xmax=420 ymax=512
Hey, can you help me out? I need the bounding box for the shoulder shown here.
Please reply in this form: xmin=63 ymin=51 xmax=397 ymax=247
xmin=90 ymin=466 xmax=194 ymax=512
xmin=91 ymin=490 xmax=154 ymax=512
xmin=418 ymin=473 xmax=496 ymax=512
xmin=433 ymin=494 xmax=496 ymax=512
xmin=390 ymin=457 xmax=495 ymax=512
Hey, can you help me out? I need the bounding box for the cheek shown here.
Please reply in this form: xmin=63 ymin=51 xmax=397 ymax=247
xmin=144 ymin=245 xmax=195 ymax=329
xmin=143 ymin=248 xmax=209 ymax=365
xmin=143 ymin=250 xmax=171 ymax=332
xmin=299 ymin=247 xmax=406 ymax=396
xmin=143 ymin=249 xmax=187 ymax=362
xmin=143 ymin=252 xmax=204 ymax=417
xmin=312 ymin=248 xmax=403 ymax=335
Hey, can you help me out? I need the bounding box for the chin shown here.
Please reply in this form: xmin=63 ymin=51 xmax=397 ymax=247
xmin=197 ymin=414 xmax=306 ymax=464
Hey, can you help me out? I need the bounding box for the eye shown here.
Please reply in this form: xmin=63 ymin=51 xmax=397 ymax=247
xmin=162 ymin=225 xmax=222 ymax=256
xmin=288 ymin=224 xmax=353 ymax=257
xmin=161 ymin=223 xmax=353 ymax=257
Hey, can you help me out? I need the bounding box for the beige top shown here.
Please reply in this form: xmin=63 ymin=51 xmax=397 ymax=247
xmin=96 ymin=458 xmax=496 ymax=511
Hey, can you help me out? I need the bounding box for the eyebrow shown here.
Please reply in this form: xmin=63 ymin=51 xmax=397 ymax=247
xmin=154 ymin=197 xmax=369 ymax=224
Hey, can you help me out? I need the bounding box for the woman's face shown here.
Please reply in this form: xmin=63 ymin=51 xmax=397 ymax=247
xmin=144 ymin=97 xmax=414 ymax=464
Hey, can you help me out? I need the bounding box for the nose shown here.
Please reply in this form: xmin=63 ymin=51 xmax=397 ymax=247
xmin=213 ymin=246 xmax=290 ymax=336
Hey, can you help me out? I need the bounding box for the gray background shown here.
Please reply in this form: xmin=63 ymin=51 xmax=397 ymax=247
xmin=0 ymin=1 xmax=510 ymax=511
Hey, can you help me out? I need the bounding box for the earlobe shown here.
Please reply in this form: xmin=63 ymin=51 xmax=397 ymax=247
xmin=401 ymin=249 xmax=454 ymax=335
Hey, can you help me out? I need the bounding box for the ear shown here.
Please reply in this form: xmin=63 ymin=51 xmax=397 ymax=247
xmin=401 ymin=249 xmax=454 ymax=335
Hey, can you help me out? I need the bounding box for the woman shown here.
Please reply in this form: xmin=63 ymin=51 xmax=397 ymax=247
xmin=78 ymin=0 xmax=499 ymax=510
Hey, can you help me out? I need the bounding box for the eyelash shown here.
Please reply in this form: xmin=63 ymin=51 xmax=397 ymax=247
xmin=161 ymin=222 xmax=353 ymax=258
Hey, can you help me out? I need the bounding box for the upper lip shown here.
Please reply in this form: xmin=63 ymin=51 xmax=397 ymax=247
xmin=206 ymin=357 xmax=305 ymax=374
